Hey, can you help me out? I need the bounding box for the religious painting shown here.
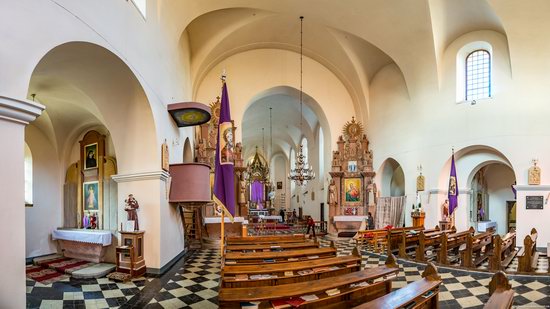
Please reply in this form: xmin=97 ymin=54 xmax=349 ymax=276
xmin=277 ymin=181 xmax=283 ymax=190
xmin=344 ymin=178 xmax=361 ymax=203
xmin=348 ymin=161 xmax=357 ymax=172
xmin=83 ymin=181 xmax=99 ymax=211
xmin=416 ymin=175 xmax=425 ymax=192
xmin=449 ymin=176 xmax=457 ymax=196
xmin=219 ymin=122 xmax=234 ymax=165
xmin=161 ymin=140 xmax=169 ymax=171
xmin=84 ymin=143 xmax=98 ymax=170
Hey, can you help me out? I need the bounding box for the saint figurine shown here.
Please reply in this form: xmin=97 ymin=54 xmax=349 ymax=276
xmin=442 ymin=199 xmax=449 ymax=221
xmin=125 ymin=194 xmax=140 ymax=231
xmin=328 ymin=179 xmax=337 ymax=205
xmin=238 ymin=176 xmax=246 ymax=204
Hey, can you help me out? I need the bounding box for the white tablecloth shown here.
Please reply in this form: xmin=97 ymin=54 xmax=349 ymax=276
xmin=203 ymin=217 xmax=248 ymax=224
xmin=333 ymin=216 xmax=367 ymax=222
xmin=52 ymin=229 xmax=112 ymax=246
xmin=477 ymin=221 xmax=497 ymax=232
xmin=259 ymin=215 xmax=282 ymax=221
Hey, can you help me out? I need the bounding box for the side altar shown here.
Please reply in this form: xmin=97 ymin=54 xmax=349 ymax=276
xmin=328 ymin=117 xmax=376 ymax=236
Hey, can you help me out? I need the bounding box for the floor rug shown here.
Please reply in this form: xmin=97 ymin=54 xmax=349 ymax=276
xmin=26 ymin=265 xmax=68 ymax=284
xmin=36 ymin=257 xmax=95 ymax=274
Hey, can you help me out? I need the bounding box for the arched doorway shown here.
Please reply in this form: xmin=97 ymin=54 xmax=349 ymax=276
xmin=376 ymin=158 xmax=406 ymax=228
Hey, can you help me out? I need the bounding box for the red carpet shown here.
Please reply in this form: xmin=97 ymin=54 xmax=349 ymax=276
xmin=26 ymin=265 xmax=68 ymax=284
xmin=37 ymin=257 xmax=94 ymax=274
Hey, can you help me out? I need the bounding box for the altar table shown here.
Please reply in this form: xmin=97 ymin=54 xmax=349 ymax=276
xmin=52 ymin=229 xmax=113 ymax=263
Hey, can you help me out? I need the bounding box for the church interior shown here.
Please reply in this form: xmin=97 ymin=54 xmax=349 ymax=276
xmin=4 ymin=1 xmax=550 ymax=308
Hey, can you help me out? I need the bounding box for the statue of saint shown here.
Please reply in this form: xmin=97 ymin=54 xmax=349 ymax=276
xmin=125 ymin=194 xmax=140 ymax=231
xmin=442 ymin=199 xmax=449 ymax=221
xmin=238 ymin=176 xmax=246 ymax=204
xmin=197 ymin=138 xmax=206 ymax=162
xmin=328 ymin=179 xmax=337 ymax=205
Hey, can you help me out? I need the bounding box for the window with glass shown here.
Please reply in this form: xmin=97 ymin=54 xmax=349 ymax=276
xmin=465 ymin=50 xmax=491 ymax=101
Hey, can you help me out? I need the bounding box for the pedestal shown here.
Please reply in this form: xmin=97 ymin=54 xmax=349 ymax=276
xmin=411 ymin=212 xmax=425 ymax=227
xmin=439 ymin=220 xmax=452 ymax=231
xmin=118 ymin=231 xmax=146 ymax=277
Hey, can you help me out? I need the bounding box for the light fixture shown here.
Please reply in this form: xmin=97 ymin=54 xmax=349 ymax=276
xmin=288 ymin=16 xmax=315 ymax=186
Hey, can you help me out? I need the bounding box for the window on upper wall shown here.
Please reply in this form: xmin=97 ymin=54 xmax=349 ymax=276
xmin=465 ymin=49 xmax=491 ymax=101
xmin=131 ymin=0 xmax=146 ymax=19
xmin=24 ymin=143 xmax=33 ymax=206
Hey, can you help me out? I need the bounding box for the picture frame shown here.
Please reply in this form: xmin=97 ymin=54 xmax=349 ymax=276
xmin=277 ymin=181 xmax=283 ymax=190
xmin=84 ymin=143 xmax=98 ymax=170
xmin=83 ymin=181 xmax=99 ymax=211
xmin=344 ymin=178 xmax=361 ymax=205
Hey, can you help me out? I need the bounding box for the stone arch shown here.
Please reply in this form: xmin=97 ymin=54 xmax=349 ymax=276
xmin=377 ymin=158 xmax=406 ymax=197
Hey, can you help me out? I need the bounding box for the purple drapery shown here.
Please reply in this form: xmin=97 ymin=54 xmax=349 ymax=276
xmin=251 ymin=180 xmax=264 ymax=209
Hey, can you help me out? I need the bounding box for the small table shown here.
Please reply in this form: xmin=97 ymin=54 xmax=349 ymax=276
xmin=439 ymin=220 xmax=452 ymax=231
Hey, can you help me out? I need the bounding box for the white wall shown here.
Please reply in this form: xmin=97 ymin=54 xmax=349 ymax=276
xmin=485 ymin=164 xmax=515 ymax=235
xmin=25 ymin=125 xmax=63 ymax=258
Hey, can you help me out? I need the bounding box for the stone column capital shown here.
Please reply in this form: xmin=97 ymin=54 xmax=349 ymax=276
xmin=0 ymin=95 xmax=45 ymax=125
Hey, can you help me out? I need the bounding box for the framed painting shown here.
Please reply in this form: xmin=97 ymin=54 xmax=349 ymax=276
xmin=277 ymin=181 xmax=283 ymax=190
xmin=344 ymin=178 xmax=361 ymax=204
xmin=83 ymin=181 xmax=99 ymax=211
xmin=84 ymin=143 xmax=98 ymax=170
xmin=348 ymin=161 xmax=357 ymax=172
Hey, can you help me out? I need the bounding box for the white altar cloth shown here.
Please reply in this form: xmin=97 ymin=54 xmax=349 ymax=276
xmin=259 ymin=215 xmax=282 ymax=221
xmin=477 ymin=221 xmax=497 ymax=232
xmin=52 ymin=229 xmax=112 ymax=246
xmin=333 ymin=216 xmax=367 ymax=222
xmin=204 ymin=217 xmax=248 ymax=225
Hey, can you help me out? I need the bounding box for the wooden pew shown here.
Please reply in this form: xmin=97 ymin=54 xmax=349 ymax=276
xmin=386 ymin=226 xmax=426 ymax=254
xmin=355 ymin=229 xmax=389 ymax=253
xmin=484 ymin=271 xmax=514 ymax=309
xmin=226 ymin=234 xmax=306 ymax=245
xmin=218 ymin=254 xmax=400 ymax=309
xmin=488 ymin=232 xmax=517 ymax=271
xmin=353 ymin=262 xmax=442 ymax=309
xmin=221 ymin=248 xmax=361 ymax=288
xmin=225 ymin=241 xmax=319 ymax=253
xmin=412 ymin=228 xmax=456 ymax=261
xmin=224 ymin=243 xmax=337 ymax=265
xmin=517 ymin=228 xmax=538 ymax=272
xmin=459 ymin=228 xmax=495 ymax=268
xmin=437 ymin=227 xmax=475 ymax=265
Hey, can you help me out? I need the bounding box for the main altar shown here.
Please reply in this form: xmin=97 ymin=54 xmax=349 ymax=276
xmin=328 ymin=117 xmax=376 ymax=236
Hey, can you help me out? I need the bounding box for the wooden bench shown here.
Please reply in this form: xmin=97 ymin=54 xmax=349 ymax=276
xmin=459 ymin=228 xmax=495 ymax=268
xmin=353 ymin=262 xmax=441 ymax=309
xmin=221 ymin=248 xmax=361 ymax=288
xmin=355 ymin=229 xmax=389 ymax=252
xmin=225 ymin=241 xmax=319 ymax=253
xmin=437 ymin=227 xmax=475 ymax=265
xmin=517 ymin=228 xmax=538 ymax=272
xmin=224 ymin=244 xmax=337 ymax=265
xmin=488 ymin=232 xmax=517 ymax=271
xmin=484 ymin=271 xmax=514 ymax=309
xmin=386 ymin=226 xmax=426 ymax=254
xmin=413 ymin=228 xmax=456 ymax=261
xmin=218 ymin=254 xmax=400 ymax=308
xmin=226 ymin=234 xmax=306 ymax=245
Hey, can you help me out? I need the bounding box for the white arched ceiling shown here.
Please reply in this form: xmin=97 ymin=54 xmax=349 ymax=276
xmin=28 ymin=42 xmax=158 ymax=173
xmin=183 ymin=7 xmax=401 ymax=122
xmin=241 ymin=87 xmax=330 ymax=162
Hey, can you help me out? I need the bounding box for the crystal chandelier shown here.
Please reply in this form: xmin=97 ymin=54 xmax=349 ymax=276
xmin=288 ymin=16 xmax=315 ymax=186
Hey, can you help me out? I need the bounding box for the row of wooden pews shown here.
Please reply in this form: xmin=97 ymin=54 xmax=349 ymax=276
xmin=459 ymin=228 xmax=495 ymax=268
xmin=219 ymin=234 xmax=443 ymax=308
xmin=488 ymin=231 xmax=517 ymax=271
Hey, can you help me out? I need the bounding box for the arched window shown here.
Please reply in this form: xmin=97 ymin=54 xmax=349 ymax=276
xmin=24 ymin=143 xmax=33 ymax=206
xmin=465 ymin=50 xmax=491 ymax=101
xmin=300 ymin=137 xmax=308 ymax=165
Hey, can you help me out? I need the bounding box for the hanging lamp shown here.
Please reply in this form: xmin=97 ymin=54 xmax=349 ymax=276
xmin=288 ymin=16 xmax=315 ymax=186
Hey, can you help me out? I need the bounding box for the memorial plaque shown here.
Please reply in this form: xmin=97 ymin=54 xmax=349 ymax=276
xmin=526 ymin=196 xmax=544 ymax=209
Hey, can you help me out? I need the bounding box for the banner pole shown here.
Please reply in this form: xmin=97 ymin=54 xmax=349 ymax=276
xmin=220 ymin=210 xmax=225 ymax=255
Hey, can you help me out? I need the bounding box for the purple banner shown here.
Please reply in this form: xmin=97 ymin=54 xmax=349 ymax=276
xmin=213 ymin=82 xmax=236 ymax=218
xmin=448 ymin=153 xmax=458 ymax=215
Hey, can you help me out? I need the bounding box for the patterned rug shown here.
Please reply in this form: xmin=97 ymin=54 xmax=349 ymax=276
xmin=37 ymin=257 xmax=95 ymax=274
xmin=26 ymin=265 xmax=69 ymax=285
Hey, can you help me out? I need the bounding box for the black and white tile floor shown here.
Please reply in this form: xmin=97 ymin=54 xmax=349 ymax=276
xmin=26 ymin=236 xmax=550 ymax=308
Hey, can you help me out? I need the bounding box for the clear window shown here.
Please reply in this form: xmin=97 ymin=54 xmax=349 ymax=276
xmin=24 ymin=143 xmax=33 ymax=206
xmin=465 ymin=50 xmax=491 ymax=101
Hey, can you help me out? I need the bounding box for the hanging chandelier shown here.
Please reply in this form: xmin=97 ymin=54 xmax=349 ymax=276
xmin=289 ymin=16 xmax=315 ymax=186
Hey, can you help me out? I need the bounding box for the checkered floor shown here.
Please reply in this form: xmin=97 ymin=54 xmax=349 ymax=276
xmin=26 ymin=236 xmax=550 ymax=308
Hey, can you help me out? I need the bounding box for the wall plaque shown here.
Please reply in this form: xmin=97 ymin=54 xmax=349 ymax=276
xmin=526 ymin=195 xmax=544 ymax=209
